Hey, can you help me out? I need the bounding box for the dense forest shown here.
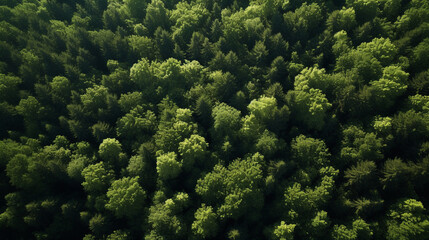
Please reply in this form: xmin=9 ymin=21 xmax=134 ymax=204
xmin=0 ymin=0 xmax=429 ymax=239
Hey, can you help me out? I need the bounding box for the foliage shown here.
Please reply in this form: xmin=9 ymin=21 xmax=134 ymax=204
xmin=387 ymin=199 xmax=429 ymax=240
xmin=156 ymin=152 xmax=182 ymax=180
xmin=192 ymin=204 xmax=218 ymax=238
xmin=105 ymin=176 xmax=146 ymax=218
xmin=196 ymin=153 xmax=264 ymax=220
xmin=0 ymin=0 xmax=428 ymax=239
xmin=274 ymin=221 xmax=295 ymax=240
xmin=81 ymin=162 xmax=114 ymax=194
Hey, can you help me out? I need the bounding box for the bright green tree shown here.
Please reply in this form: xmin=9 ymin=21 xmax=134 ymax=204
xmin=212 ymin=103 xmax=241 ymax=139
xmin=273 ymin=221 xmax=296 ymax=240
xmin=192 ymin=204 xmax=219 ymax=238
xmin=81 ymin=162 xmax=114 ymax=194
xmin=178 ymin=134 xmax=208 ymax=170
xmin=291 ymin=135 xmax=331 ymax=170
xmin=156 ymin=152 xmax=182 ymax=180
xmin=98 ymin=138 xmax=123 ymax=165
xmin=387 ymin=199 xmax=429 ymax=240
xmin=196 ymin=153 xmax=264 ymax=220
xmin=287 ymin=87 xmax=332 ymax=131
xmin=105 ymin=177 xmax=146 ymax=218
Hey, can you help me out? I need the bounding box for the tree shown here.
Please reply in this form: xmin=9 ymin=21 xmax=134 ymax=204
xmin=286 ymin=87 xmax=332 ymax=131
xmin=265 ymin=56 xmax=288 ymax=87
xmin=106 ymin=230 xmax=129 ymax=240
xmin=128 ymin=35 xmax=159 ymax=60
xmin=345 ymin=0 xmax=379 ymax=23
xmin=187 ymin=31 xmax=206 ymax=62
xmin=340 ymin=126 xmax=384 ymax=167
xmin=309 ymin=211 xmax=330 ymax=239
xmin=155 ymin=107 xmax=198 ymax=153
xmin=273 ymin=221 xmax=296 ymax=240
xmin=332 ymin=219 xmax=372 ymax=240
xmin=196 ymin=153 xmax=265 ymax=220
xmin=180 ymin=60 xmax=205 ymax=87
xmin=50 ymin=76 xmax=71 ymax=106
xmin=247 ymin=96 xmax=290 ymax=132
xmin=88 ymin=214 xmax=111 ymax=237
xmin=291 ymin=135 xmax=331 ymax=170
xmin=67 ymin=155 xmax=90 ymax=181
xmin=357 ymin=38 xmax=398 ymax=67
xmin=6 ymin=154 xmax=32 ymax=190
xmin=144 ymin=0 xmax=170 ymax=35
xmin=124 ymin=0 xmax=147 ymax=20
xmin=81 ymin=162 xmax=114 ymax=194
xmin=0 ymin=74 xmax=21 ymax=103
xmin=249 ymin=41 xmax=268 ymax=66
xmin=221 ymin=5 xmax=265 ymax=51
xmin=98 ymin=138 xmax=122 ymax=165
xmin=146 ymin=192 xmax=189 ymax=239
xmin=207 ymin=71 xmax=237 ymax=102
xmin=16 ymin=96 xmax=43 ymax=120
xmin=332 ymin=31 xmax=352 ymax=58
xmin=118 ymin=92 xmax=145 ymax=113
xmin=254 ymin=130 xmax=282 ymax=159
xmin=102 ymin=2 xmax=129 ymax=31
xmin=327 ymin=8 xmax=357 ymax=33
xmin=345 ymin=197 xmax=384 ymax=220
xmin=210 ymin=18 xmax=222 ymax=41
xmin=381 ymin=158 xmax=413 ymax=197
xmin=344 ymin=161 xmax=377 ymax=196
xmin=154 ymin=27 xmax=174 ymax=59
xmin=156 ymin=152 xmax=182 ymax=180
xmin=373 ymin=116 xmax=393 ymax=135
xmin=381 ymin=0 xmax=402 ymax=20
xmin=391 ymin=110 xmax=428 ymax=158
xmin=178 ymin=134 xmax=208 ymax=170
xmin=5 ymin=141 xmax=73 ymax=193
xmin=19 ymin=49 xmax=42 ymax=87
xmin=0 ymin=103 xmax=19 ymax=137
xmin=127 ymin=155 xmax=148 ymax=178
xmin=411 ymin=38 xmax=429 ymax=73
xmin=152 ymin=58 xmax=187 ymax=100
xmin=170 ymin=2 xmax=210 ymax=46
xmin=192 ymin=204 xmax=219 ymax=238
xmin=387 ymin=199 xmax=429 ymax=240
xmin=370 ymin=66 xmax=408 ymax=111
xmin=116 ymin=106 xmax=157 ymax=142
xmin=129 ymin=58 xmax=155 ymax=93
xmin=105 ymin=177 xmax=146 ymax=218
xmin=91 ymin=122 xmax=114 ymax=143
xmin=283 ymin=3 xmax=323 ymax=41
xmin=294 ymin=66 xmax=330 ymax=93
xmin=80 ymin=85 xmax=110 ymax=116
xmin=211 ymin=103 xmax=241 ymax=139
xmin=284 ymin=167 xmax=338 ymax=224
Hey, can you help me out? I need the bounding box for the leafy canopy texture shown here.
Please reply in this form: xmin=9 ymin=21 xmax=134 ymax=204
xmin=105 ymin=176 xmax=146 ymax=218
xmin=0 ymin=0 xmax=429 ymax=239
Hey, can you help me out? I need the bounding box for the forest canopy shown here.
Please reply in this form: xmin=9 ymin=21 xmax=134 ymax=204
xmin=0 ymin=0 xmax=429 ymax=239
